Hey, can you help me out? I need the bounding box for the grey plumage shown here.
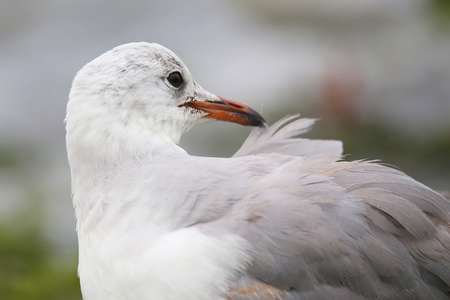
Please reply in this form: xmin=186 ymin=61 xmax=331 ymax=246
xmin=202 ymin=117 xmax=449 ymax=299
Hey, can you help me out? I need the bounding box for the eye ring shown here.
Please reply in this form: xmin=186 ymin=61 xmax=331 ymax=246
xmin=167 ymin=71 xmax=183 ymax=88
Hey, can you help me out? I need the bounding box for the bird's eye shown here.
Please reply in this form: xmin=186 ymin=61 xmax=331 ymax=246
xmin=167 ymin=72 xmax=183 ymax=88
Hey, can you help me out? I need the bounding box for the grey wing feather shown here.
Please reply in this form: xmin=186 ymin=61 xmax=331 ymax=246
xmin=233 ymin=115 xmax=343 ymax=157
xmin=217 ymin=156 xmax=450 ymax=299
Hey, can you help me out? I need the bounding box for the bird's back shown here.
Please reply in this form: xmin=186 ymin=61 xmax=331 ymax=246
xmin=217 ymin=117 xmax=450 ymax=299
xmin=223 ymin=156 xmax=449 ymax=299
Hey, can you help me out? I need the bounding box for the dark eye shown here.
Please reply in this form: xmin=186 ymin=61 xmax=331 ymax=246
xmin=167 ymin=72 xmax=183 ymax=88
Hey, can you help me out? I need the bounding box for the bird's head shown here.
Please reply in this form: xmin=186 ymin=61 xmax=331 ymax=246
xmin=66 ymin=43 xmax=265 ymax=167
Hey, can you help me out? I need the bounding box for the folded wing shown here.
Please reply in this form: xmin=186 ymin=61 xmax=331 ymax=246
xmin=221 ymin=118 xmax=450 ymax=299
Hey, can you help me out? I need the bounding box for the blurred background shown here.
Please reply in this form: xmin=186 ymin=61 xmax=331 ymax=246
xmin=1 ymin=0 xmax=449 ymax=298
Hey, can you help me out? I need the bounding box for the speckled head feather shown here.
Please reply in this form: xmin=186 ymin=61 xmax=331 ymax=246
xmin=66 ymin=43 xmax=215 ymax=161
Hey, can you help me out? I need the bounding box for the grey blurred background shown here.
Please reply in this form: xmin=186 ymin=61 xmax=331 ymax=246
xmin=1 ymin=0 xmax=449 ymax=298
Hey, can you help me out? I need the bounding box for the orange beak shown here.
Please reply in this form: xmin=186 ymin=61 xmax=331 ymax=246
xmin=181 ymin=96 xmax=266 ymax=127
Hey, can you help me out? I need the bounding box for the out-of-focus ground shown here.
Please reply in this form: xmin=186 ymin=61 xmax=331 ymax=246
xmin=0 ymin=1 xmax=449 ymax=299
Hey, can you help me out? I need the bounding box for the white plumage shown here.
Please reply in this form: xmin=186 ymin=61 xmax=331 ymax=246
xmin=66 ymin=42 xmax=450 ymax=299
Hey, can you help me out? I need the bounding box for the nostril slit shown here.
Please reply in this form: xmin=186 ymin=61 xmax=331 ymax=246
xmin=229 ymin=103 xmax=244 ymax=108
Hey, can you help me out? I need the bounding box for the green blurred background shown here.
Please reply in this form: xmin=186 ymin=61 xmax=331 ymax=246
xmin=1 ymin=0 xmax=449 ymax=298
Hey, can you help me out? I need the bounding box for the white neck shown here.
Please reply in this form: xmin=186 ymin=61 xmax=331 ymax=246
xmin=66 ymin=115 xmax=187 ymax=230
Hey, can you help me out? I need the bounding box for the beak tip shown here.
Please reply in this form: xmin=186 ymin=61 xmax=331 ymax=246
xmin=249 ymin=116 xmax=267 ymax=128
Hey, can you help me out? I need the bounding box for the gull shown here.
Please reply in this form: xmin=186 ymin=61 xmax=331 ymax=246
xmin=65 ymin=42 xmax=450 ymax=300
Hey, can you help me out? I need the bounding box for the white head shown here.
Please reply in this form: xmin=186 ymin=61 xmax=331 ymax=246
xmin=66 ymin=42 xmax=264 ymax=177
